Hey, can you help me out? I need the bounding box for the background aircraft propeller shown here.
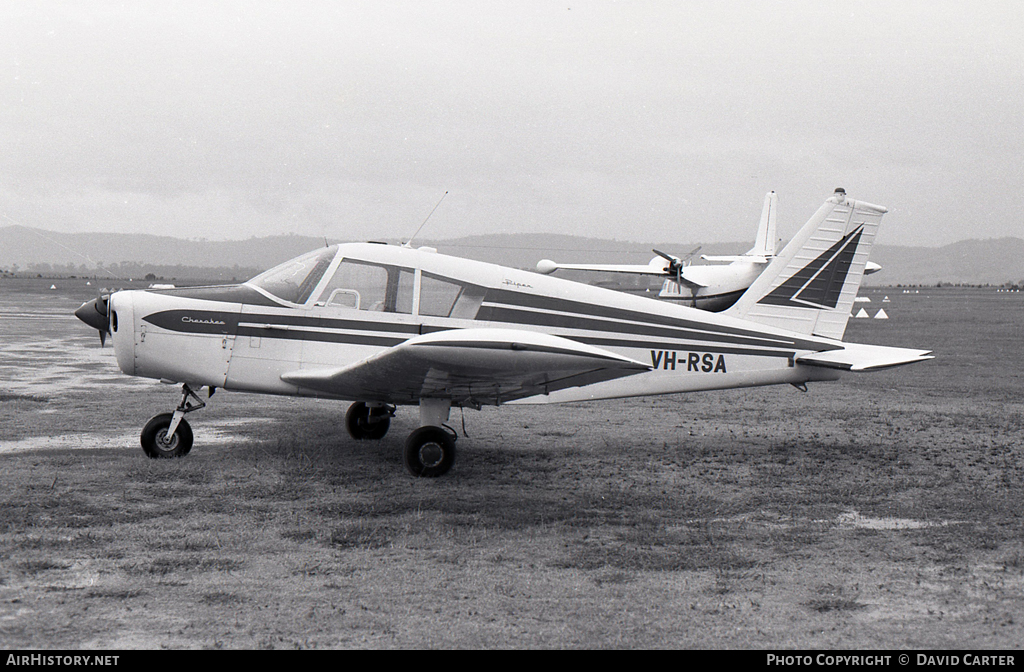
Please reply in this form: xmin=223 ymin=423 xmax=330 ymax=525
xmin=652 ymin=246 xmax=702 ymax=286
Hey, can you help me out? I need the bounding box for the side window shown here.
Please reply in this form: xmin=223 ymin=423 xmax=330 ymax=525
xmin=317 ymin=260 xmax=413 ymax=314
xmin=418 ymin=273 xmax=485 ymax=319
xmin=387 ymin=267 xmax=415 ymax=314
xmin=419 ymin=273 xmax=464 ymax=317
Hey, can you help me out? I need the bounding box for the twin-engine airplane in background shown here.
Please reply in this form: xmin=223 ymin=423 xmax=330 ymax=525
xmin=536 ymin=191 xmax=880 ymax=311
xmin=76 ymin=188 xmax=930 ymax=477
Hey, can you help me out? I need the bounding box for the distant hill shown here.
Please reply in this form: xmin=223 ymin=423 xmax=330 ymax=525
xmin=0 ymin=225 xmax=1021 ymax=286
xmin=0 ymin=226 xmax=327 ymax=281
xmin=866 ymin=238 xmax=1024 ymax=286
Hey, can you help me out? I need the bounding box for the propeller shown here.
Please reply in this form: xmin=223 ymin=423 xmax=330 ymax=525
xmin=652 ymin=246 xmax=702 ymax=286
xmin=74 ymin=292 xmax=111 ymax=346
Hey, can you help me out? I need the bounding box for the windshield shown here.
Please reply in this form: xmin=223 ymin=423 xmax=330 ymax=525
xmin=247 ymin=246 xmax=337 ymax=304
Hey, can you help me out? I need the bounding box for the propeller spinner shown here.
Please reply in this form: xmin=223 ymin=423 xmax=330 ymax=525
xmin=74 ymin=294 xmax=111 ymax=346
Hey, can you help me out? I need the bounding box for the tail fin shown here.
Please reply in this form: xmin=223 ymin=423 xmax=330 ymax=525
xmin=725 ymin=188 xmax=886 ymax=341
xmin=746 ymin=191 xmax=778 ymax=257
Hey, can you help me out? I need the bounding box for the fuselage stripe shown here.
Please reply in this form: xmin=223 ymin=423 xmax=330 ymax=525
xmin=234 ymin=322 xmax=794 ymax=358
xmin=476 ymin=304 xmax=803 ymax=350
xmin=480 ymin=288 xmax=838 ymax=351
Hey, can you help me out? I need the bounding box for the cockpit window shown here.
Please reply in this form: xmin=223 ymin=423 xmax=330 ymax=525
xmin=248 ymin=247 xmax=337 ymax=304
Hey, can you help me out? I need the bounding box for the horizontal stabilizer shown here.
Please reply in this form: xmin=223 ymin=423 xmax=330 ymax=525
xmin=281 ymin=328 xmax=650 ymax=404
xmin=797 ymin=342 xmax=934 ymax=372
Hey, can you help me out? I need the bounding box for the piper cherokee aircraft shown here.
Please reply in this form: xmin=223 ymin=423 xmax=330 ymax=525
xmin=75 ymin=188 xmax=930 ymax=477
xmin=536 ymin=191 xmax=881 ymax=311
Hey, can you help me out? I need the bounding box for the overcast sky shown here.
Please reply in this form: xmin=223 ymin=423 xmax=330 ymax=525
xmin=2 ymin=1 xmax=1022 ymax=247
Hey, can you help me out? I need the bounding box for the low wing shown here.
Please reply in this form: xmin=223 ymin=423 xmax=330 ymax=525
xmin=280 ymin=328 xmax=651 ymax=405
xmin=537 ymin=259 xmax=711 ymax=288
xmin=536 ymin=258 xmax=669 ymax=276
xmin=796 ymin=342 xmax=933 ymax=372
xmin=674 ymin=274 xmax=707 ymax=290
xmin=699 ymin=254 xmax=771 ymax=264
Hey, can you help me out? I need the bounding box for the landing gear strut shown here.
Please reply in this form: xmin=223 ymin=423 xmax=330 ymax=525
xmin=140 ymin=384 xmax=205 ymax=458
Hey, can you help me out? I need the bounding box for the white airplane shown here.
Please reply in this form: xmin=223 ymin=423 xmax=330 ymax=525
xmin=76 ymin=188 xmax=930 ymax=477
xmin=537 ymin=191 xmax=881 ymax=311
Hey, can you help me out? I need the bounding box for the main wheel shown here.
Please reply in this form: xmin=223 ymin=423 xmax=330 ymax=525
xmin=141 ymin=413 xmax=194 ymax=458
xmin=403 ymin=426 xmax=456 ymax=477
xmin=345 ymin=402 xmax=391 ymax=440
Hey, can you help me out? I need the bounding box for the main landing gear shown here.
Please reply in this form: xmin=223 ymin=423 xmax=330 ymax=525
xmin=403 ymin=425 xmax=457 ymax=478
xmin=344 ymin=398 xmax=458 ymax=478
xmin=140 ymin=384 xmax=206 ymax=458
xmin=345 ymin=401 xmax=395 ymax=441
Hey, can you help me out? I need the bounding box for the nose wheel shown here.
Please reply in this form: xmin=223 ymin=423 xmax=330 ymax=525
xmin=141 ymin=413 xmax=194 ymax=458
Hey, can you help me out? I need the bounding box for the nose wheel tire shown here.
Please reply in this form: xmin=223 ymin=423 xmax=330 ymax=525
xmin=141 ymin=413 xmax=194 ymax=458
xmin=404 ymin=426 xmax=456 ymax=477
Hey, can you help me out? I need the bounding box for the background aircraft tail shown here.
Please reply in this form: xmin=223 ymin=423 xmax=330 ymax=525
xmin=724 ymin=188 xmax=886 ymax=341
xmin=747 ymin=191 xmax=778 ymax=257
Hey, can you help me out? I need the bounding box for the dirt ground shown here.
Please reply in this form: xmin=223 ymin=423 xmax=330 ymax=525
xmin=1 ymin=280 xmax=1022 ymax=649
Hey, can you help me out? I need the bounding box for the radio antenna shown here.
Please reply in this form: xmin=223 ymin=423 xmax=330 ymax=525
xmin=403 ymin=191 xmax=448 ymax=248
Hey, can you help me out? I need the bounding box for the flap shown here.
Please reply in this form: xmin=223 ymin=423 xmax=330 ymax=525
xmin=281 ymin=328 xmax=651 ymax=405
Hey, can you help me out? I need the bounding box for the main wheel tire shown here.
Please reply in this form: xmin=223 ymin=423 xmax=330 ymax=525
xmin=345 ymin=402 xmax=391 ymax=440
xmin=403 ymin=426 xmax=456 ymax=477
xmin=141 ymin=413 xmax=194 ymax=458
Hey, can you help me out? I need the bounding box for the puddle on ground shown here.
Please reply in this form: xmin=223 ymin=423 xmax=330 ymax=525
xmin=710 ymin=509 xmax=959 ymax=532
xmin=835 ymin=510 xmax=954 ymax=530
xmin=0 ymin=335 xmax=153 ymax=397
xmin=0 ymin=419 xmax=273 ymax=455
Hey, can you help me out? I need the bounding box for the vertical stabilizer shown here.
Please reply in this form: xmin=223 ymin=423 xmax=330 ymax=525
xmin=747 ymin=191 xmax=778 ymax=257
xmin=725 ymin=188 xmax=886 ymax=341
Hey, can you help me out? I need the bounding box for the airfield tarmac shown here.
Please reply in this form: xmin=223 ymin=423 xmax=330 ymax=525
xmin=1 ymin=277 xmax=1022 ymax=649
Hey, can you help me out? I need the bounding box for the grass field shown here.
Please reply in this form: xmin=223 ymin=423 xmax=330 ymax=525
xmin=1 ymin=279 xmax=1022 ymax=649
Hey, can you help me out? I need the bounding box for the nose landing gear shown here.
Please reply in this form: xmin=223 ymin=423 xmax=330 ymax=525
xmin=140 ymin=384 xmax=206 ymax=458
xmin=141 ymin=413 xmax=194 ymax=458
